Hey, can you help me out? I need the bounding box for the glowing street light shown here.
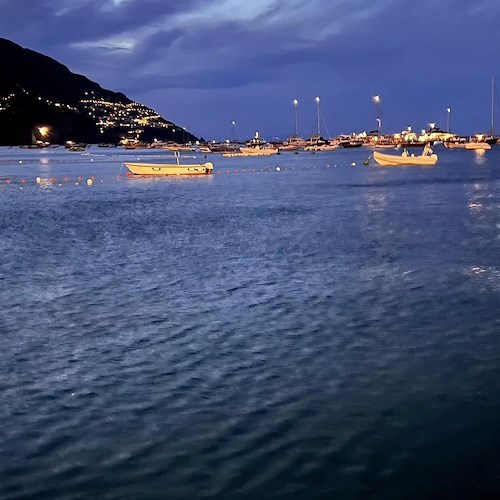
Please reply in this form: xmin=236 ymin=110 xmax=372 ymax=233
xmin=293 ymin=99 xmax=299 ymax=137
xmin=446 ymin=107 xmax=451 ymax=133
xmin=373 ymin=95 xmax=381 ymax=135
xmin=315 ymin=96 xmax=321 ymax=136
xmin=231 ymin=120 xmax=236 ymax=142
xmin=38 ymin=126 xmax=49 ymax=137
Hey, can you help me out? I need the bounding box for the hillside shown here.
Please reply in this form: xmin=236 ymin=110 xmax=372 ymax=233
xmin=0 ymin=38 xmax=197 ymax=145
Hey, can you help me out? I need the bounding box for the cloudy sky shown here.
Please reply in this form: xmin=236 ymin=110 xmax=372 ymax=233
xmin=1 ymin=0 xmax=499 ymax=140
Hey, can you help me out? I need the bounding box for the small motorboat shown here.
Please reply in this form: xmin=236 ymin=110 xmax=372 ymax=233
xmin=239 ymin=145 xmax=279 ymax=155
xmin=464 ymin=142 xmax=491 ymax=150
xmin=124 ymin=153 xmax=213 ymax=176
xmin=373 ymin=149 xmax=438 ymax=166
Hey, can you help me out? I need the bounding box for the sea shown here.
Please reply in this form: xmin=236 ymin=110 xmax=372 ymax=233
xmin=1 ymin=145 xmax=500 ymax=499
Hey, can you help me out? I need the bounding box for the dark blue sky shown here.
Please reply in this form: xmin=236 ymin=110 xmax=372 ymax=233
xmin=1 ymin=0 xmax=499 ymax=140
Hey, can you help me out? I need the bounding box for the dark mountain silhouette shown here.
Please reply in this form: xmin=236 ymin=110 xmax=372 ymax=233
xmin=0 ymin=38 xmax=197 ymax=145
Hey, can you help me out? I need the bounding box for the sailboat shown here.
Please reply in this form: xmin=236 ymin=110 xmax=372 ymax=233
xmin=483 ymin=75 xmax=498 ymax=145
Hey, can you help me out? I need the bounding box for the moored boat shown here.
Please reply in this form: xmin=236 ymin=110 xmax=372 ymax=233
xmin=444 ymin=141 xmax=467 ymax=149
xmin=373 ymin=149 xmax=438 ymax=166
xmin=208 ymin=143 xmax=241 ymax=154
xmin=304 ymin=141 xmax=339 ymax=152
xmin=464 ymin=142 xmax=491 ymax=150
xmin=338 ymin=136 xmax=363 ymax=148
xmin=239 ymin=145 xmax=279 ymax=155
xmin=124 ymin=157 xmax=213 ymax=176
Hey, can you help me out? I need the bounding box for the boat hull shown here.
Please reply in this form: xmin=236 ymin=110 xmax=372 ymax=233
xmin=239 ymin=146 xmax=279 ymax=155
xmin=124 ymin=162 xmax=213 ymax=176
xmin=373 ymin=151 xmax=438 ymax=166
xmin=464 ymin=142 xmax=491 ymax=150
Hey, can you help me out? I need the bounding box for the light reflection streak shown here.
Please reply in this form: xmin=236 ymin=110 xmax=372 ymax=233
xmin=466 ymin=265 xmax=500 ymax=291
xmin=473 ymin=149 xmax=486 ymax=165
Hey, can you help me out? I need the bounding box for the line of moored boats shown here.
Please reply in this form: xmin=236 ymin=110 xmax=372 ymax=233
xmin=10 ymin=127 xmax=498 ymax=157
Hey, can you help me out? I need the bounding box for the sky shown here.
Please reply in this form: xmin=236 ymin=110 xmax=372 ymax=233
xmin=1 ymin=0 xmax=499 ymax=141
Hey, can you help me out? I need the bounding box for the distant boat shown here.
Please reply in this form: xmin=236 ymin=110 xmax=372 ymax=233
xmin=122 ymin=141 xmax=148 ymax=149
xmin=282 ymin=135 xmax=307 ymax=150
xmin=399 ymin=141 xmax=428 ymax=148
xmin=304 ymin=142 xmax=339 ymax=152
xmin=124 ymin=153 xmax=213 ymax=176
xmin=444 ymin=141 xmax=466 ymax=149
xmin=464 ymin=142 xmax=491 ymax=150
xmin=239 ymin=144 xmax=279 ymax=155
xmin=373 ymin=148 xmax=438 ymax=166
xmin=444 ymin=137 xmax=491 ymax=150
xmin=162 ymin=143 xmax=196 ymax=152
xmin=208 ymin=143 xmax=241 ymax=154
xmin=337 ymin=136 xmax=363 ymax=148
xmin=471 ymin=76 xmax=499 ymax=145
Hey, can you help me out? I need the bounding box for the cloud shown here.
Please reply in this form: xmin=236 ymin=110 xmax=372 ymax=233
xmin=1 ymin=0 xmax=500 ymax=137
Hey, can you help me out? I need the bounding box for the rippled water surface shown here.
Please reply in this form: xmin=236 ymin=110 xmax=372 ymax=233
xmin=1 ymin=146 xmax=500 ymax=499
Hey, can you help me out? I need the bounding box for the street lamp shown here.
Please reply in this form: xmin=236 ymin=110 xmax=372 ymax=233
xmin=293 ymin=99 xmax=299 ymax=137
xmin=373 ymin=95 xmax=381 ymax=135
xmin=446 ymin=107 xmax=451 ymax=133
xmin=315 ymin=96 xmax=321 ymax=136
xmin=231 ymin=121 xmax=236 ymax=142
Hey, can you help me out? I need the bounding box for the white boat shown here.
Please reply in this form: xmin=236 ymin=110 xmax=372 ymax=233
xmin=239 ymin=145 xmax=279 ymax=155
xmin=304 ymin=142 xmax=339 ymax=152
xmin=124 ymin=153 xmax=213 ymax=176
xmin=464 ymin=142 xmax=491 ymax=150
xmin=444 ymin=141 xmax=467 ymax=149
xmin=373 ymin=149 xmax=438 ymax=166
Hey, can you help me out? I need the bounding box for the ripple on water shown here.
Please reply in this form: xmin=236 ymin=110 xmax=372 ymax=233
xmin=1 ymin=147 xmax=500 ymax=498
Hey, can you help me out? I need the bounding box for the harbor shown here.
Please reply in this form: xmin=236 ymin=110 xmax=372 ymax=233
xmin=2 ymin=2 xmax=500 ymax=497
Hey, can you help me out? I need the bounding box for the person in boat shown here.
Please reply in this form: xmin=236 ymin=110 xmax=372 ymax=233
xmin=402 ymin=148 xmax=409 ymax=157
xmin=422 ymin=143 xmax=433 ymax=156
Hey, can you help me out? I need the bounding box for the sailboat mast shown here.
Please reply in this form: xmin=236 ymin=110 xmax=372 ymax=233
xmin=491 ymin=75 xmax=495 ymax=136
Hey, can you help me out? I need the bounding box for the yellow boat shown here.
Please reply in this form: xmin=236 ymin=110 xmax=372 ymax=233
xmin=373 ymin=149 xmax=438 ymax=166
xmin=124 ymin=160 xmax=213 ymax=176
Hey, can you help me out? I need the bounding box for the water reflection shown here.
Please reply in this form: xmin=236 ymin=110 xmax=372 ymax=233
xmin=466 ymin=265 xmax=500 ymax=291
xmin=473 ymin=149 xmax=487 ymax=165
xmin=466 ymin=182 xmax=489 ymax=215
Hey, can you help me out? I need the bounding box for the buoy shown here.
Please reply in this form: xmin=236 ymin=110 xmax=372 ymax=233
xmin=351 ymin=162 xmax=356 ymax=167
xmin=276 ymin=166 xmax=281 ymax=171
xmin=36 ymin=177 xmax=41 ymax=184
xmin=86 ymin=178 xmax=93 ymax=186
